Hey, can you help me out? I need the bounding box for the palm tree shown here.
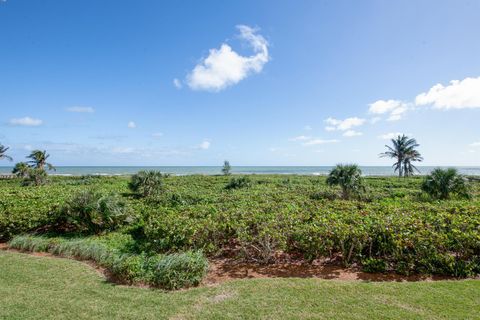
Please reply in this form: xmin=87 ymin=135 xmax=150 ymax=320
xmin=380 ymin=135 xmax=423 ymax=177
xmin=421 ymin=168 xmax=470 ymax=199
xmin=0 ymin=143 xmax=13 ymax=162
xmin=12 ymin=162 xmax=30 ymax=178
xmin=27 ymin=150 xmax=55 ymax=171
xmin=326 ymin=164 xmax=365 ymax=199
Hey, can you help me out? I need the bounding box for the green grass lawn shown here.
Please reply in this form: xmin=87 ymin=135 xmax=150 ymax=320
xmin=1 ymin=250 xmax=479 ymax=320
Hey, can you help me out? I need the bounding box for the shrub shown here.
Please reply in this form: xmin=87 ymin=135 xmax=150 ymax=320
xmin=22 ymin=168 xmax=47 ymax=186
xmin=326 ymin=164 xmax=365 ymax=199
xmin=225 ymin=176 xmax=251 ymax=190
xmin=151 ymin=251 xmax=209 ymax=290
xmin=8 ymin=235 xmax=208 ymax=290
xmin=129 ymin=170 xmax=165 ymax=197
xmin=12 ymin=162 xmax=30 ymax=178
xmin=362 ymin=258 xmax=387 ymax=273
xmin=57 ymin=190 xmax=132 ymax=234
xmin=421 ymin=168 xmax=471 ymax=200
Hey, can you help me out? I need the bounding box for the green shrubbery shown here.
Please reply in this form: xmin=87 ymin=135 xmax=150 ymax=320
xmin=8 ymin=235 xmax=208 ymax=289
xmin=55 ymin=190 xmax=132 ymax=234
xmin=1 ymin=174 xmax=480 ymax=277
xmin=422 ymin=168 xmax=471 ymax=200
xmin=225 ymin=176 xmax=251 ymax=189
xmin=129 ymin=170 xmax=166 ymax=197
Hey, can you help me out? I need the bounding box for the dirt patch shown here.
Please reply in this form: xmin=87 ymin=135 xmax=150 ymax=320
xmin=205 ymin=258 xmax=458 ymax=284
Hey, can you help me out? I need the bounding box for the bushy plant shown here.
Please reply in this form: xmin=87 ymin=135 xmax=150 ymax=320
xmin=421 ymin=168 xmax=470 ymax=200
xmin=225 ymin=176 xmax=251 ymax=190
xmin=22 ymin=168 xmax=48 ymax=186
xmin=8 ymin=235 xmax=208 ymax=290
xmin=326 ymin=164 xmax=365 ymax=199
xmin=362 ymin=258 xmax=387 ymax=273
xmin=12 ymin=162 xmax=30 ymax=178
xmin=57 ymin=190 xmax=132 ymax=234
xmin=129 ymin=170 xmax=165 ymax=197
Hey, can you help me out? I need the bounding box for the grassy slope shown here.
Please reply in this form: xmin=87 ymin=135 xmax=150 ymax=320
xmin=1 ymin=251 xmax=479 ymax=320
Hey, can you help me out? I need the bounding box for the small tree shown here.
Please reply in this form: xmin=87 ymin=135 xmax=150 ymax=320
xmin=326 ymin=164 xmax=365 ymax=199
xmin=380 ymin=135 xmax=423 ymax=177
xmin=12 ymin=162 xmax=30 ymax=178
xmin=421 ymin=168 xmax=470 ymax=200
xmin=222 ymin=160 xmax=232 ymax=175
xmin=129 ymin=170 xmax=165 ymax=197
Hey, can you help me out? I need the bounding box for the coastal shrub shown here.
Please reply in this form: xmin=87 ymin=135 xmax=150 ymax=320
xmin=225 ymin=176 xmax=251 ymax=190
xmin=129 ymin=170 xmax=165 ymax=197
xmin=326 ymin=164 xmax=365 ymax=199
xmin=362 ymin=258 xmax=387 ymax=273
xmin=8 ymin=235 xmax=208 ymax=289
xmin=56 ymin=190 xmax=132 ymax=234
xmin=421 ymin=168 xmax=471 ymax=200
xmin=22 ymin=168 xmax=48 ymax=186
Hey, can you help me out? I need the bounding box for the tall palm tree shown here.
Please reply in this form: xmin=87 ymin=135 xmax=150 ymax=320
xmin=0 ymin=143 xmax=13 ymax=162
xmin=380 ymin=135 xmax=423 ymax=177
xmin=27 ymin=150 xmax=55 ymax=171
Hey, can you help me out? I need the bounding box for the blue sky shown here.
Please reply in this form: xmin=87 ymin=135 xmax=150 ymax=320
xmin=1 ymin=0 xmax=479 ymax=166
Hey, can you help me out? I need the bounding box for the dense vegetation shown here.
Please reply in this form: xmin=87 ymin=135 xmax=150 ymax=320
xmin=1 ymin=174 xmax=479 ymax=281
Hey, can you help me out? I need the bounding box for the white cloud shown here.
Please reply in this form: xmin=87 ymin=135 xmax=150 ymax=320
xmin=173 ymin=78 xmax=182 ymax=89
xmin=470 ymin=141 xmax=480 ymax=147
xmin=186 ymin=25 xmax=269 ymax=91
xmin=415 ymin=77 xmax=480 ymax=109
xmin=9 ymin=116 xmax=43 ymax=126
xmin=343 ymin=130 xmax=362 ymax=137
xmin=198 ymin=140 xmax=211 ymax=150
xmin=302 ymin=139 xmax=339 ymax=146
xmin=378 ymin=132 xmax=407 ymax=140
xmin=66 ymin=106 xmax=94 ymax=113
xmin=127 ymin=121 xmax=136 ymax=129
xmin=288 ymin=135 xmax=311 ymax=141
xmin=369 ymin=100 xmax=409 ymax=121
xmin=152 ymin=132 xmax=163 ymax=138
xmin=325 ymin=117 xmax=365 ymax=131
xmin=304 ymin=125 xmax=312 ymax=131
xmin=369 ymin=100 xmax=402 ymax=114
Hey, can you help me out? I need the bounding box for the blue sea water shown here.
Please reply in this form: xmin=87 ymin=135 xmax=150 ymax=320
xmin=1 ymin=166 xmax=480 ymax=176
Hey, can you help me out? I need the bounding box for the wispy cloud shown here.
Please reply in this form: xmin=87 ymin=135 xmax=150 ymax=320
xmin=343 ymin=130 xmax=362 ymax=137
xmin=378 ymin=132 xmax=408 ymax=140
xmin=288 ymin=135 xmax=311 ymax=141
xmin=325 ymin=117 xmax=365 ymax=131
xmin=127 ymin=121 xmax=136 ymax=129
xmin=185 ymin=25 xmax=269 ymax=91
xmin=173 ymin=78 xmax=182 ymax=89
xmin=66 ymin=106 xmax=95 ymax=113
xmin=470 ymin=141 xmax=480 ymax=147
xmin=9 ymin=116 xmax=43 ymax=126
xmin=198 ymin=140 xmax=211 ymax=150
xmin=302 ymin=138 xmax=339 ymax=146
xmin=152 ymin=132 xmax=164 ymax=138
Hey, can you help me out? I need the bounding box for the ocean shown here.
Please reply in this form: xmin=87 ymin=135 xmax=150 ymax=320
xmin=1 ymin=166 xmax=480 ymax=176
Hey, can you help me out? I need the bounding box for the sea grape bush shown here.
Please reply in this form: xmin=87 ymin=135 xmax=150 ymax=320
xmin=1 ymin=174 xmax=480 ymax=277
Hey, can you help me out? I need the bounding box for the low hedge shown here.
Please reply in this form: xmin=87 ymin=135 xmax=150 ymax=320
xmin=8 ymin=235 xmax=208 ymax=290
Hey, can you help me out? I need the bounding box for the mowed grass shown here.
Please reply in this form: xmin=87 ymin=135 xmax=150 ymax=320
xmin=1 ymin=250 xmax=479 ymax=320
